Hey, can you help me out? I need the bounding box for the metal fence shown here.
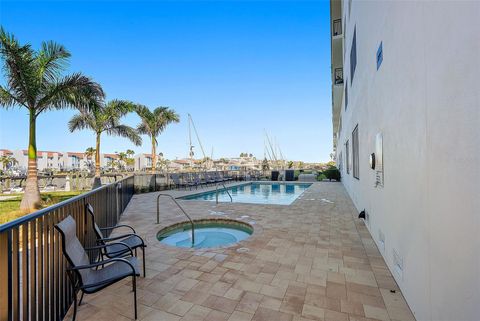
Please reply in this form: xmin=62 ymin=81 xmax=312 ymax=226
xmin=0 ymin=175 xmax=134 ymax=321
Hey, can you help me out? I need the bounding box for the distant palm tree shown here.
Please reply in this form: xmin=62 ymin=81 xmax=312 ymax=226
xmin=69 ymin=100 xmax=142 ymax=188
xmin=125 ymin=149 xmax=135 ymax=170
xmin=0 ymin=28 xmax=104 ymax=210
xmin=0 ymin=155 xmax=18 ymax=170
xmin=85 ymin=147 xmax=96 ymax=159
xmin=135 ymin=106 xmax=179 ymax=173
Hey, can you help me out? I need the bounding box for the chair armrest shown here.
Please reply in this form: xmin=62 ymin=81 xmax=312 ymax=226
xmin=98 ymin=233 xmax=145 ymax=246
xmin=69 ymin=257 xmax=131 ymax=271
xmin=99 ymin=224 xmax=136 ymax=233
xmin=85 ymin=242 xmax=134 ymax=256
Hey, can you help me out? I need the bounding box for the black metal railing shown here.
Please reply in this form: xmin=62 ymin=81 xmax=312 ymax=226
xmin=134 ymin=170 xmax=261 ymax=193
xmin=334 ymin=67 xmax=344 ymax=85
xmin=333 ymin=19 xmax=342 ymax=36
xmin=0 ymin=175 xmax=134 ymax=321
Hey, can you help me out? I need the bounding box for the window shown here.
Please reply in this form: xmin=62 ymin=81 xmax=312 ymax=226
xmin=376 ymin=42 xmax=383 ymax=70
xmin=350 ymin=27 xmax=357 ymax=84
xmin=345 ymin=140 xmax=350 ymax=174
xmin=345 ymin=80 xmax=348 ymax=110
xmin=352 ymin=125 xmax=359 ymax=179
xmin=338 ymin=151 xmax=343 ymax=171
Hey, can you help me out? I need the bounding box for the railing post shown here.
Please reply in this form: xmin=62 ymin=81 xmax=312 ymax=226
xmin=0 ymin=231 xmax=10 ymax=321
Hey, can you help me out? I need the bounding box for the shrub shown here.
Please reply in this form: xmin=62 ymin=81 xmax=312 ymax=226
xmin=322 ymin=166 xmax=341 ymax=181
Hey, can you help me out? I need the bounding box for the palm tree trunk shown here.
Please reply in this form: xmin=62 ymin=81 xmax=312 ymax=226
xmin=92 ymin=133 xmax=102 ymax=188
xmin=20 ymin=110 xmax=41 ymax=211
xmin=151 ymin=136 xmax=156 ymax=173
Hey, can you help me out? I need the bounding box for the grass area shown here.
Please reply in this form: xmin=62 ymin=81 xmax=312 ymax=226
xmin=0 ymin=191 xmax=84 ymax=225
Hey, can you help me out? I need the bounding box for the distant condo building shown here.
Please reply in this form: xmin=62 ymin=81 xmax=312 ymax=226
xmin=331 ymin=1 xmax=479 ymax=320
xmin=0 ymin=149 xmax=118 ymax=172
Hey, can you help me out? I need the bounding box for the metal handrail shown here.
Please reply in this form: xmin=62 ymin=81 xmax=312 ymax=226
xmin=215 ymin=183 xmax=233 ymax=204
xmin=156 ymin=193 xmax=195 ymax=245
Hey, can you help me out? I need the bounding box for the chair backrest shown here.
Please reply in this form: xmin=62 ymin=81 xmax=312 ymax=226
xmin=55 ymin=215 xmax=91 ymax=286
xmin=86 ymin=203 xmax=105 ymax=242
xmin=170 ymin=173 xmax=180 ymax=184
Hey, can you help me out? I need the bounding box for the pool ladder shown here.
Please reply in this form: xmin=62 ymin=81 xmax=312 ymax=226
xmin=216 ymin=183 xmax=233 ymax=204
xmin=156 ymin=193 xmax=195 ymax=245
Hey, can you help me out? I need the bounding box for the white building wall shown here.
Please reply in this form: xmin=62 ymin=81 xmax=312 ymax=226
xmin=336 ymin=1 xmax=480 ymax=320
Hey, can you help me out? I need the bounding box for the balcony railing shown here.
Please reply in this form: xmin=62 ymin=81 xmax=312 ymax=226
xmin=334 ymin=67 xmax=344 ymax=85
xmin=0 ymin=176 xmax=134 ymax=321
xmin=333 ymin=19 xmax=342 ymax=37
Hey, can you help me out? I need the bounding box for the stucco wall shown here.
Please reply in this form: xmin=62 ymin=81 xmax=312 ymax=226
xmin=336 ymin=1 xmax=480 ymax=320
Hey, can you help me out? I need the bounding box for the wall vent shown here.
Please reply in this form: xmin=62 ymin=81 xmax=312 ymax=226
xmin=378 ymin=230 xmax=385 ymax=254
xmin=392 ymin=248 xmax=404 ymax=281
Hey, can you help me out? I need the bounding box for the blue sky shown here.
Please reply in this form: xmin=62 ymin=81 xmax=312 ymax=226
xmin=0 ymin=0 xmax=332 ymax=163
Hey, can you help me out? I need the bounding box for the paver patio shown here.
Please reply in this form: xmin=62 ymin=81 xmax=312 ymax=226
xmin=65 ymin=182 xmax=416 ymax=321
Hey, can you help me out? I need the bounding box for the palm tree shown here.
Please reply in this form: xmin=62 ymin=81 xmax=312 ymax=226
xmin=85 ymin=147 xmax=96 ymax=159
xmin=135 ymin=106 xmax=179 ymax=173
xmin=69 ymin=100 xmax=142 ymax=188
xmin=0 ymin=28 xmax=104 ymax=210
xmin=125 ymin=149 xmax=135 ymax=170
xmin=0 ymin=155 xmax=18 ymax=171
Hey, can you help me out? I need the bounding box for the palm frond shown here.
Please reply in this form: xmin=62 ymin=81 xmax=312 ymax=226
xmin=36 ymin=73 xmax=104 ymax=115
xmin=136 ymin=123 xmax=150 ymax=136
xmin=0 ymin=85 xmax=20 ymax=108
xmin=107 ymin=125 xmax=142 ymax=146
xmin=105 ymin=99 xmax=135 ymax=118
xmin=0 ymin=27 xmax=37 ymax=108
xmin=37 ymin=41 xmax=70 ymax=83
xmin=68 ymin=113 xmax=95 ymax=132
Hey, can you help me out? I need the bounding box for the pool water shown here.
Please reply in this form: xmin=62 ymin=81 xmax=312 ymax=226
xmin=180 ymin=182 xmax=312 ymax=205
xmin=158 ymin=221 xmax=253 ymax=248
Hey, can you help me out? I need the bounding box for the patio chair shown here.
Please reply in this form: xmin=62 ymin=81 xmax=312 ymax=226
xmin=55 ymin=215 xmax=140 ymax=321
xmin=191 ymin=172 xmax=204 ymax=188
xmin=215 ymin=171 xmax=228 ymax=182
xmin=183 ymin=173 xmax=198 ymax=190
xmin=170 ymin=173 xmax=186 ymax=189
xmin=203 ymin=171 xmax=216 ymax=186
xmin=86 ymin=203 xmax=146 ymax=277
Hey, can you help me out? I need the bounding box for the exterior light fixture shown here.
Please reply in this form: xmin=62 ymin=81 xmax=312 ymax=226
xmin=369 ymin=153 xmax=376 ymax=170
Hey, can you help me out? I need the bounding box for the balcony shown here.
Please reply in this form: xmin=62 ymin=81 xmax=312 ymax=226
xmin=333 ymin=18 xmax=342 ymax=37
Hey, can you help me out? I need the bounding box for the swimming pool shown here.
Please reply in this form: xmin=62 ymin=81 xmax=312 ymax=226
xmin=179 ymin=182 xmax=312 ymax=205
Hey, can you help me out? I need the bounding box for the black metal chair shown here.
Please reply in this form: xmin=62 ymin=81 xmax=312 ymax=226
xmin=170 ymin=173 xmax=186 ymax=189
xmin=86 ymin=203 xmax=147 ymax=277
xmin=55 ymin=215 xmax=140 ymax=321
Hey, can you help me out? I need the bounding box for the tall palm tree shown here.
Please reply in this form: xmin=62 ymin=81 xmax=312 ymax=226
xmin=0 ymin=28 xmax=104 ymax=210
xmin=135 ymin=106 xmax=179 ymax=173
xmin=69 ymin=100 xmax=142 ymax=188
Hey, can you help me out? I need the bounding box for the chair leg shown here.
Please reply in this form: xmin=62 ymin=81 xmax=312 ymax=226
xmin=78 ymin=291 xmax=85 ymax=306
xmin=142 ymin=247 xmax=146 ymax=277
xmin=72 ymin=288 xmax=78 ymax=321
xmin=133 ymin=275 xmax=137 ymax=319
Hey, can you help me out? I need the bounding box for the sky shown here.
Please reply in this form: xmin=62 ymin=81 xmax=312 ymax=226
xmin=0 ymin=0 xmax=332 ymax=163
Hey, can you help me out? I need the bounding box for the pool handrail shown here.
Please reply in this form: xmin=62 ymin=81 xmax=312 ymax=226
xmin=215 ymin=183 xmax=233 ymax=204
xmin=156 ymin=193 xmax=195 ymax=245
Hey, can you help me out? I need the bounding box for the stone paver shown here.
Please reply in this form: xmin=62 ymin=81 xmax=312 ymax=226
xmin=64 ymin=182 xmax=416 ymax=321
